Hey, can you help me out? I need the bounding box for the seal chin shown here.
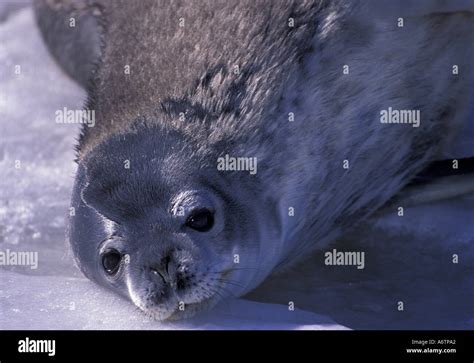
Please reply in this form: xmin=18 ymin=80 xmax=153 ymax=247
xmin=124 ymin=262 xmax=241 ymax=321
xmin=128 ymin=279 xmax=228 ymax=321
xmin=166 ymin=295 xmax=221 ymax=321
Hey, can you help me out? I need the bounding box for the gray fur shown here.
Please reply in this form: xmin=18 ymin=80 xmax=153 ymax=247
xmin=34 ymin=0 xmax=102 ymax=88
xmin=37 ymin=0 xmax=474 ymax=319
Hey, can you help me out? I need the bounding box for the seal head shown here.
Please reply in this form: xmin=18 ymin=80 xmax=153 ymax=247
xmin=69 ymin=122 xmax=282 ymax=320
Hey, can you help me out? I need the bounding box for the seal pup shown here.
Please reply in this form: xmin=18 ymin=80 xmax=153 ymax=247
xmin=35 ymin=0 xmax=474 ymax=320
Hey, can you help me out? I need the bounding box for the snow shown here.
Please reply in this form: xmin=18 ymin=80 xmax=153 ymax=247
xmin=1 ymin=4 xmax=473 ymax=330
xmin=1 ymin=271 xmax=345 ymax=330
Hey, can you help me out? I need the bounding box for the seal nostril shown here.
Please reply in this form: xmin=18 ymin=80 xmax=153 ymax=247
xmin=150 ymin=267 xmax=166 ymax=284
xmin=164 ymin=255 xmax=171 ymax=276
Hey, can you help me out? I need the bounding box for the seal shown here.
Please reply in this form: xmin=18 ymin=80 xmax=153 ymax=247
xmin=35 ymin=0 xmax=474 ymax=320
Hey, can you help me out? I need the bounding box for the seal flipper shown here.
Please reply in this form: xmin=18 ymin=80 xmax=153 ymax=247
xmin=33 ymin=0 xmax=103 ymax=88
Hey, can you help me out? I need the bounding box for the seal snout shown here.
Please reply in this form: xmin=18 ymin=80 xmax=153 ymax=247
xmin=145 ymin=251 xmax=195 ymax=298
xmin=148 ymin=255 xmax=176 ymax=286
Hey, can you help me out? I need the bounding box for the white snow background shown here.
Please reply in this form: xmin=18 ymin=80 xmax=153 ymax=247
xmin=0 ymin=2 xmax=473 ymax=330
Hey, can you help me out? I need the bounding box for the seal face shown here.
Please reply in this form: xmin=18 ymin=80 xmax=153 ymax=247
xmin=36 ymin=0 xmax=474 ymax=320
xmin=69 ymin=123 xmax=281 ymax=320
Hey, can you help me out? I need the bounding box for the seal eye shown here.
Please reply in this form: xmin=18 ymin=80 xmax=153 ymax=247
xmin=185 ymin=208 xmax=214 ymax=232
xmin=102 ymin=249 xmax=122 ymax=275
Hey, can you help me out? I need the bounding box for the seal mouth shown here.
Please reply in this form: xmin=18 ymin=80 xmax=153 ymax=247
xmin=165 ymin=294 xmax=220 ymax=321
xmin=139 ymin=282 xmax=224 ymax=321
xmin=168 ymin=268 xmax=240 ymax=319
xmin=128 ymin=267 xmax=237 ymax=321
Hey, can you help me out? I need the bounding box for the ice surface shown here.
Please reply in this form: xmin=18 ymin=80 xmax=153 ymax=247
xmin=1 ymin=5 xmax=473 ymax=330
xmin=1 ymin=271 xmax=344 ymax=330
xmin=0 ymin=2 xmax=82 ymax=278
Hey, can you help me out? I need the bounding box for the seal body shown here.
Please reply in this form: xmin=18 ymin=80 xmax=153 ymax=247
xmin=36 ymin=0 xmax=474 ymax=319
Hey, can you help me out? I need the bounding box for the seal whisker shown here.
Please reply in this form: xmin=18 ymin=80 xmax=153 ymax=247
xmin=212 ymin=278 xmax=246 ymax=289
xmin=205 ymin=285 xmax=235 ymax=313
xmin=208 ymin=267 xmax=263 ymax=274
